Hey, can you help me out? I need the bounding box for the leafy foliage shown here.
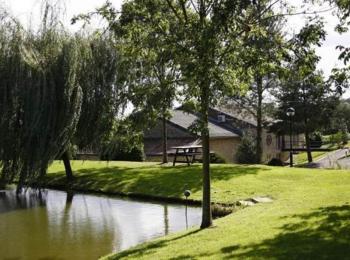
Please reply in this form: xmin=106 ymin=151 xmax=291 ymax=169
xmin=74 ymin=34 xmax=121 ymax=150
xmin=0 ymin=10 xmax=82 ymax=190
xmin=100 ymin=120 xmax=145 ymax=162
xmin=223 ymin=3 xmax=288 ymax=163
xmin=325 ymin=99 xmax=350 ymax=133
xmin=273 ymin=20 xmax=340 ymax=162
xmin=267 ymin=158 xmax=284 ymax=166
xmin=236 ymin=135 xmax=257 ymax=164
xmin=0 ymin=5 xmax=123 ymax=190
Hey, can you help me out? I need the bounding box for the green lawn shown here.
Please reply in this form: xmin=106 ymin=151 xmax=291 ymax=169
xmin=294 ymin=151 xmax=327 ymax=165
xmin=47 ymin=161 xmax=350 ymax=259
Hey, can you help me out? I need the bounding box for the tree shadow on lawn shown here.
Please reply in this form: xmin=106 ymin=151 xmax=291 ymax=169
xmin=112 ymin=229 xmax=202 ymax=259
xmin=46 ymin=164 xmax=265 ymax=199
xmin=221 ymin=205 xmax=350 ymax=259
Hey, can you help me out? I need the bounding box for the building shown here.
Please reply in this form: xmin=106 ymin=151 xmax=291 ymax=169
xmin=144 ymin=107 xmax=297 ymax=163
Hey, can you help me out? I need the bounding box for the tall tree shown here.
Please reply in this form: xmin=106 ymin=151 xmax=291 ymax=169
xmin=84 ymin=0 xmax=181 ymax=164
xmin=118 ymin=0 xmax=181 ymax=164
xmin=274 ymin=21 xmax=340 ymax=163
xmin=326 ymin=99 xmax=350 ymax=133
xmin=326 ymin=0 xmax=350 ymax=91
xmin=83 ymin=0 xmax=293 ymax=228
xmin=0 ymin=4 xmax=122 ymax=190
xmin=163 ymin=0 xmax=285 ymax=228
xmin=223 ymin=3 xmax=287 ymax=163
xmin=0 ymin=10 xmax=82 ymax=191
xmin=74 ymin=34 xmax=121 ymax=156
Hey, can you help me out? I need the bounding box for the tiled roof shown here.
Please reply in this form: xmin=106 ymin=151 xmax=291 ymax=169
xmin=214 ymin=106 xmax=257 ymax=126
xmin=170 ymin=110 xmax=239 ymax=138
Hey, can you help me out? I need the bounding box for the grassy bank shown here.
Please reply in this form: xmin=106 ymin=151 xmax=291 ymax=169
xmin=47 ymin=161 xmax=350 ymax=259
xmin=46 ymin=161 xmax=288 ymax=204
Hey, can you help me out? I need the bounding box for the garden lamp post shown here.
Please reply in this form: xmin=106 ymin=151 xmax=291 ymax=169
xmin=286 ymin=107 xmax=295 ymax=167
xmin=184 ymin=190 xmax=191 ymax=229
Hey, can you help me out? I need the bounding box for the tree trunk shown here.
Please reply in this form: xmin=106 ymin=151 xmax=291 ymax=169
xmin=162 ymin=111 xmax=168 ymax=164
xmin=200 ymin=83 xmax=212 ymax=229
xmin=305 ymin=127 xmax=313 ymax=163
xmin=256 ymin=75 xmax=263 ymax=163
xmin=198 ymin=2 xmax=212 ymax=229
xmin=200 ymin=129 xmax=212 ymax=228
xmin=62 ymin=151 xmax=73 ymax=181
xmin=303 ymin=95 xmax=312 ymax=163
xmin=0 ymin=174 xmax=6 ymax=189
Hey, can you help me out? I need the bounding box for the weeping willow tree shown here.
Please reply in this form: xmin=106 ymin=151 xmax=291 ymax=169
xmin=74 ymin=34 xmax=121 ymax=152
xmin=0 ymin=6 xmax=83 ymax=192
xmin=0 ymin=4 xmax=122 ymax=192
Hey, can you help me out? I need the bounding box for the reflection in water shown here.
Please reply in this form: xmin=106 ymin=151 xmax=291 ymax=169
xmin=0 ymin=188 xmax=47 ymax=214
xmin=185 ymin=204 xmax=189 ymax=229
xmin=0 ymin=189 xmax=201 ymax=260
xmin=164 ymin=205 xmax=169 ymax=235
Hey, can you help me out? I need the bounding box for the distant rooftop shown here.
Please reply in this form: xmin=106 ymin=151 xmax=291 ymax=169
xmin=170 ymin=110 xmax=239 ymax=138
xmin=214 ymin=106 xmax=257 ymax=126
xmin=215 ymin=105 xmax=274 ymax=127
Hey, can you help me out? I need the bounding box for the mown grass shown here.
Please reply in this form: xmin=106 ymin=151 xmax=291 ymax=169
xmin=47 ymin=161 xmax=350 ymax=259
xmin=47 ymin=161 xmax=272 ymax=203
xmin=294 ymin=151 xmax=327 ymax=165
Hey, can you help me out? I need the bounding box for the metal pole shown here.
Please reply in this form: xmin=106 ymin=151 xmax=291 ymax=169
xmin=289 ymin=117 xmax=293 ymax=167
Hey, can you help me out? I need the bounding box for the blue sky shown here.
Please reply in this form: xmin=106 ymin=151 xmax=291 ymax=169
xmin=2 ymin=0 xmax=350 ymax=97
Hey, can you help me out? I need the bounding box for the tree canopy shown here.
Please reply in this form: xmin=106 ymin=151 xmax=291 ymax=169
xmin=0 ymin=5 xmax=122 ymax=191
xmin=0 ymin=11 xmax=81 ymax=190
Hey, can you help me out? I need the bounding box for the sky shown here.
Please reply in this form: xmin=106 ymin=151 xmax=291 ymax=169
xmin=1 ymin=0 xmax=350 ymax=97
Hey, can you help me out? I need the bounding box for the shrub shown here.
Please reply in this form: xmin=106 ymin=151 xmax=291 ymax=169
xmin=196 ymin=153 xmax=226 ymax=164
xmin=267 ymin=158 xmax=284 ymax=166
xmin=310 ymin=132 xmax=323 ymax=148
xmin=101 ymin=146 xmax=144 ymax=161
xmin=100 ymin=143 xmax=145 ymax=161
xmin=330 ymin=132 xmax=344 ymax=148
xmin=100 ymin=120 xmax=145 ymax=161
xmin=341 ymin=131 xmax=348 ymax=145
xmin=210 ymin=153 xmax=226 ymax=164
xmin=68 ymin=144 xmax=78 ymax=159
xmin=236 ymin=135 xmax=257 ymax=164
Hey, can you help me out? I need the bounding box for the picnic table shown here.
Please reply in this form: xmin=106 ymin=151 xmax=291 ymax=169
xmin=172 ymin=145 xmax=203 ymax=166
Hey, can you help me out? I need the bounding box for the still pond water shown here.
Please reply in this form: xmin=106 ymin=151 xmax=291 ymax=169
xmin=0 ymin=189 xmax=201 ymax=259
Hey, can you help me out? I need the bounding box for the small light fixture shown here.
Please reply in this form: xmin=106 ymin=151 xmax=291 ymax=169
xmin=286 ymin=107 xmax=295 ymax=117
xmin=184 ymin=190 xmax=191 ymax=199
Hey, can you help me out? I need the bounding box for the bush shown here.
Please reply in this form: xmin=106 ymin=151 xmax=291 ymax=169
xmin=68 ymin=144 xmax=78 ymax=159
xmin=236 ymin=135 xmax=257 ymax=164
xmin=100 ymin=120 xmax=145 ymax=161
xmin=101 ymin=146 xmax=144 ymax=161
xmin=210 ymin=153 xmax=226 ymax=164
xmin=310 ymin=132 xmax=323 ymax=148
xmin=330 ymin=132 xmax=345 ymax=148
xmin=341 ymin=131 xmax=348 ymax=145
xmin=267 ymin=158 xmax=284 ymax=166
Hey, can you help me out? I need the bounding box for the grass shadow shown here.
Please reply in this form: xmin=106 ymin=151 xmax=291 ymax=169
xmin=111 ymin=229 xmax=202 ymax=259
xmin=46 ymin=163 xmax=265 ymax=200
xmin=222 ymin=205 xmax=350 ymax=259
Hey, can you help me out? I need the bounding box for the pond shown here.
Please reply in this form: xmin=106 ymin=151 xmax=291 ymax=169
xmin=0 ymin=188 xmax=201 ymax=260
